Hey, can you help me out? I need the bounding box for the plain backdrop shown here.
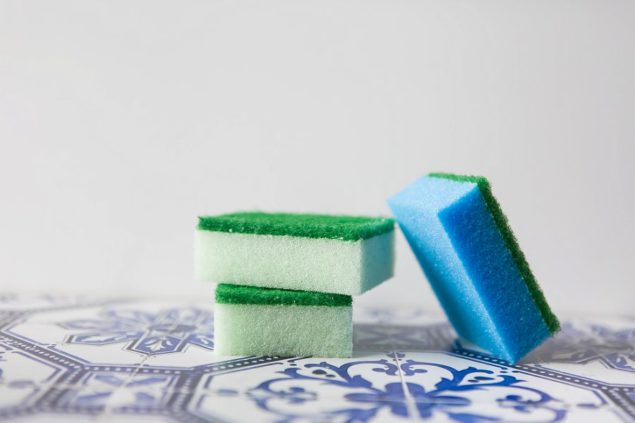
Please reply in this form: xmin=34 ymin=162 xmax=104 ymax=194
xmin=1 ymin=0 xmax=633 ymax=315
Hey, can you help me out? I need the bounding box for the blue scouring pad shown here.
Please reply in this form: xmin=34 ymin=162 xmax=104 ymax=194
xmin=387 ymin=173 xmax=559 ymax=363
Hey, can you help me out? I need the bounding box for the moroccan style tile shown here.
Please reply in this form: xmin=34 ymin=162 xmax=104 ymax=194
xmin=189 ymin=390 xmax=413 ymax=423
xmin=394 ymin=351 xmax=626 ymax=422
xmin=3 ymin=300 xmax=203 ymax=369
xmin=0 ymin=294 xmax=634 ymax=422
xmin=523 ymin=316 xmax=635 ymax=385
xmin=361 ymin=307 xmax=446 ymax=326
xmin=354 ymin=307 xmax=456 ymax=353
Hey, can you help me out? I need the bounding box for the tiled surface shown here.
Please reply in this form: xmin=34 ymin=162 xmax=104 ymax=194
xmin=0 ymin=294 xmax=633 ymax=422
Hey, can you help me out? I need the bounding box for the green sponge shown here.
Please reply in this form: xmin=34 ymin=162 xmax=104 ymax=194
xmin=214 ymin=284 xmax=353 ymax=357
xmin=196 ymin=212 xmax=395 ymax=295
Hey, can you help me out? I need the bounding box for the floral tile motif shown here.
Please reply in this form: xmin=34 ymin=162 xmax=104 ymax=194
xmin=231 ymin=353 xmax=412 ymax=422
xmin=527 ymin=319 xmax=635 ymax=372
xmin=396 ymin=352 xmax=624 ymax=422
xmin=191 ymin=390 xmax=412 ymax=423
xmin=205 ymin=353 xmax=404 ymax=396
xmin=4 ymin=301 xmax=192 ymax=367
xmin=0 ymin=294 xmax=634 ymax=422
xmin=59 ymin=307 xmax=214 ymax=356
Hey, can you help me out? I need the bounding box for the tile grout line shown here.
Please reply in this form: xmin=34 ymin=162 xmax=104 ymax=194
xmin=100 ymin=299 xmax=263 ymax=423
xmin=0 ymin=302 xmax=141 ymax=420
xmin=393 ymin=352 xmax=419 ymax=422
xmin=378 ymin=315 xmax=419 ymax=422
xmin=98 ymin=302 xmax=188 ymax=421
xmin=97 ymin=355 xmax=152 ymax=421
xmin=97 ymin=299 xmax=259 ymax=423
xmin=98 ymin=300 xmax=221 ymax=422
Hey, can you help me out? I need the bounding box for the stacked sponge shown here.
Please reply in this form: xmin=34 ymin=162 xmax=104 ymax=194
xmin=195 ymin=174 xmax=557 ymax=362
xmin=195 ymin=212 xmax=395 ymax=357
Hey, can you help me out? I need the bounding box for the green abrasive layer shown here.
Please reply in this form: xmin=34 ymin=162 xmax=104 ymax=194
xmin=215 ymin=283 xmax=352 ymax=307
xmin=429 ymin=172 xmax=560 ymax=334
xmin=198 ymin=212 xmax=394 ymax=241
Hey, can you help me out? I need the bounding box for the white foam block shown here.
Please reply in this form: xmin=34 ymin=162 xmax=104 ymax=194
xmin=214 ymin=303 xmax=353 ymax=357
xmin=195 ymin=231 xmax=394 ymax=295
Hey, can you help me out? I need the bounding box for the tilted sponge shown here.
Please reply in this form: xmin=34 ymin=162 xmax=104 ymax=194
xmin=214 ymin=283 xmax=353 ymax=357
xmin=387 ymin=173 xmax=559 ymax=363
xmin=196 ymin=212 xmax=395 ymax=295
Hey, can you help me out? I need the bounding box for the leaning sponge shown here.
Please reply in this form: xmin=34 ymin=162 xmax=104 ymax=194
xmin=195 ymin=212 xmax=395 ymax=295
xmin=387 ymin=173 xmax=559 ymax=363
xmin=214 ymin=283 xmax=353 ymax=357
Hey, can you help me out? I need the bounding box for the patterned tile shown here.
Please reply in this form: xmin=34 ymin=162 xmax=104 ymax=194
xmin=189 ymin=390 xmax=413 ymax=423
xmin=0 ymin=294 xmax=634 ymax=422
xmin=393 ymin=351 xmax=625 ymax=422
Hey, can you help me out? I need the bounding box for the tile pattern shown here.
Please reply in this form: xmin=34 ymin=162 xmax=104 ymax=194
xmin=0 ymin=294 xmax=633 ymax=422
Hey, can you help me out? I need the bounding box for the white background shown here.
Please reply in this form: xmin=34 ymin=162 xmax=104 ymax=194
xmin=1 ymin=1 xmax=633 ymax=315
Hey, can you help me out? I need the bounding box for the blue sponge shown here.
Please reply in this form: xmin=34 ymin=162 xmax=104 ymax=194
xmin=387 ymin=173 xmax=559 ymax=363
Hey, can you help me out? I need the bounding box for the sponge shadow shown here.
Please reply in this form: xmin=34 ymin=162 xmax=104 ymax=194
xmin=354 ymin=319 xmax=635 ymax=372
xmin=353 ymin=322 xmax=456 ymax=353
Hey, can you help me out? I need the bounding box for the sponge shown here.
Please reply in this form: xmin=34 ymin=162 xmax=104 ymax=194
xmin=214 ymin=283 xmax=353 ymax=357
xmin=387 ymin=173 xmax=559 ymax=363
xmin=196 ymin=212 xmax=395 ymax=295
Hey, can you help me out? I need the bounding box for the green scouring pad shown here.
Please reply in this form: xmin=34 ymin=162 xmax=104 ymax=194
xmin=214 ymin=283 xmax=353 ymax=357
xmin=196 ymin=212 xmax=395 ymax=295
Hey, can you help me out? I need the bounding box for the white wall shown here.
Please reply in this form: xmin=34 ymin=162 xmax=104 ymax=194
xmin=1 ymin=0 xmax=633 ymax=315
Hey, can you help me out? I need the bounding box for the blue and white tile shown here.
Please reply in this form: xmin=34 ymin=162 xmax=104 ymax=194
xmin=364 ymin=306 xmax=447 ymax=327
xmin=110 ymin=349 xmax=408 ymax=421
xmin=131 ymin=303 xmax=216 ymax=370
xmin=0 ymin=341 xmax=64 ymax=387
xmin=524 ymin=315 xmax=635 ymax=386
xmin=394 ymin=351 xmax=625 ymax=422
xmin=1 ymin=294 xmax=635 ymax=422
xmin=355 ymin=306 xmax=456 ymax=353
xmin=190 ymin=388 xmax=413 ymax=423
xmin=0 ymin=382 xmax=52 ymax=419
xmin=0 ymin=340 xmax=69 ymax=419
xmin=4 ymin=300 xmax=188 ymax=368
xmin=186 ymin=353 xmax=410 ymax=423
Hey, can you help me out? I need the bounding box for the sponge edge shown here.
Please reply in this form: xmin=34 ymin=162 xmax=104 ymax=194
xmin=198 ymin=212 xmax=394 ymax=241
xmin=388 ymin=173 xmax=558 ymax=363
xmin=195 ymin=230 xmax=394 ymax=295
xmin=214 ymin=303 xmax=353 ymax=357
xmin=215 ymin=283 xmax=352 ymax=307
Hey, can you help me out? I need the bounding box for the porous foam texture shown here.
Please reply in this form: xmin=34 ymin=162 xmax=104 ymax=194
xmin=214 ymin=284 xmax=352 ymax=357
xmin=196 ymin=212 xmax=395 ymax=295
xmin=387 ymin=173 xmax=559 ymax=363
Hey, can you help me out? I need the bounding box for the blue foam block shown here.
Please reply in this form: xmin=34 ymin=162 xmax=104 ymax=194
xmin=387 ymin=173 xmax=559 ymax=363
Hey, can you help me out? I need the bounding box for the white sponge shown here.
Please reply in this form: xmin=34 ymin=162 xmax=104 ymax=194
xmin=196 ymin=212 xmax=395 ymax=295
